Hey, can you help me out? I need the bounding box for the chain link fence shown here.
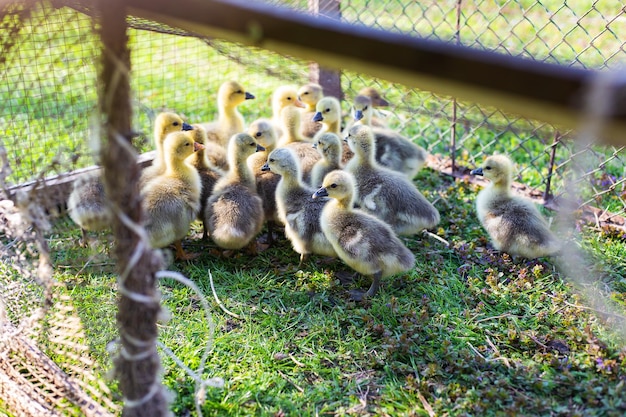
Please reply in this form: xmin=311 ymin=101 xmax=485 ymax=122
xmin=338 ymin=0 xmax=626 ymax=225
xmin=3 ymin=0 xmax=623 ymax=219
xmin=1 ymin=0 xmax=625 ymax=415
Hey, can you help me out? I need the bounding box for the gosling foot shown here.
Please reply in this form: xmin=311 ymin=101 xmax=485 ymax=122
xmin=349 ymin=271 xmax=381 ymax=301
xmin=174 ymin=240 xmax=199 ymax=261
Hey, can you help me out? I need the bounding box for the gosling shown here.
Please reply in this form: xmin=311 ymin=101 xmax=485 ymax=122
xmin=313 ymin=170 xmax=415 ymax=300
xmin=471 ymin=154 xmax=561 ymax=259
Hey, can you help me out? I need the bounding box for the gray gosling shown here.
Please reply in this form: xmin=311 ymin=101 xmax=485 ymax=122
xmin=471 ymin=154 xmax=561 ymax=259
xmin=358 ymin=86 xmax=391 ymax=125
xmin=187 ymin=124 xmax=223 ymax=240
xmin=358 ymin=86 xmax=390 ymax=107
xmin=263 ymin=147 xmax=336 ymax=266
xmin=313 ymin=170 xmax=415 ymax=300
xmin=310 ymin=132 xmax=343 ymax=188
xmin=206 ymin=133 xmax=265 ymax=250
xmin=344 ymin=124 xmax=440 ymax=235
xmin=312 ymin=96 xmax=353 ymax=164
xmin=67 ymin=169 xmax=112 ymax=246
xmin=247 ymin=119 xmax=281 ymax=244
xmin=352 ymin=94 xmax=427 ymax=178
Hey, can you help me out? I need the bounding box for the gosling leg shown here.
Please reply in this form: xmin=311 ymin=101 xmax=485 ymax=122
xmin=348 ymin=271 xmax=382 ymax=301
xmin=365 ymin=271 xmax=382 ymax=298
xmin=298 ymin=253 xmax=309 ymax=269
xmin=265 ymin=221 xmax=276 ymax=246
xmin=174 ymin=240 xmax=198 ymax=261
xmin=79 ymin=228 xmax=89 ymax=248
xmin=201 ymin=222 xmax=209 ymax=241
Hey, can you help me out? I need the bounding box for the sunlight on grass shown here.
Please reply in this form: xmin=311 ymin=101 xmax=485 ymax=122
xmin=2 ymin=1 xmax=626 ymax=415
xmin=45 ymin=172 xmax=626 ymax=416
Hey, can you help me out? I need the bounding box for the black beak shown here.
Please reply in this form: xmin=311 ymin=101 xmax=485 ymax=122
xmin=312 ymin=143 xmax=318 ymax=149
xmin=245 ymin=92 xmax=255 ymax=100
xmin=312 ymin=187 xmax=328 ymax=199
xmin=471 ymin=168 xmax=483 ymax=176
xmin=261 ymin=163 xmax=270 ymax=172
xmin=182 ymin=122 xmax=193 ymax=131
xmin=256 ymin=144 xmax=266 ymax=152
xmin=354 ymin=110 xmax=363 ymax=121
xmin=312 ymin=112 xmax=323 ymax=122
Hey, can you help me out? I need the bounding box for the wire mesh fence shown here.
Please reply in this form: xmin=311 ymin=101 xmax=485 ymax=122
xmin=1 ymin=0 xmax=625 ymax=415
xmin=3 ymin=0 xmax=623 ymax=220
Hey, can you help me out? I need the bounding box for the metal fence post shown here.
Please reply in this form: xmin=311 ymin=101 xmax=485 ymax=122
xmin=544 ymin=131 xmax=561 ymax=202
xmin=450 ymin=0 xmax=463 ymax=174
xmin=308 ymin=0 xmax=343 ymax=99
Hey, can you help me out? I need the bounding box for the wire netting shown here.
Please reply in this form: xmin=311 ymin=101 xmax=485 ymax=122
xmin=1 ymin=0 xmax=625 ymax=415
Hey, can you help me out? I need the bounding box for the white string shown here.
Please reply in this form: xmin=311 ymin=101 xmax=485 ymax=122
xmin=208 ymin=269 xmax=242 ymax=319
xmin=119 ymin=345 xmax=156 ymax=361
xmin=155 ymin=270 xmax=220 ymax=417
xmin=123 ymin=382 xmax=160 ymax=409
xmin=122 ymin=332 xmax=156 ymax=348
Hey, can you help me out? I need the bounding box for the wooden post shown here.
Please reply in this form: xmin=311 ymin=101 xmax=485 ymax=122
xmin=308 ymin=0 xmax=343 ymax=99
xmin=97 ymin=0 xmax=168 ymax=416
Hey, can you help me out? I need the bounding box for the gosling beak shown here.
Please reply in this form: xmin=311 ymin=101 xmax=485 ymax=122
xmin=312 ymin=187 xmax=328 ymax=199
xmin=294 ymin=99 xmax=305 ymax=109
xmin=182 ymin=122 xmax=194 ymax=131
xmin=312 ymin=112 xmax=323 ymax=122
xmin=256 ymin=144 xmax=266 ymax=152
xmin=261 ymin=163 xmax=270 ymax=172
xmin=312 ymin=143 xmax=318 ymax=149
xmin=470 ymin=167 xmax=483 ymax=176
xmin=354 ymin=110 xmax=363 ymax=121
xmin=245 ymin=92 xmax=255 ymax=100
xmin=193 ymin=142 xmax=205 ymax=152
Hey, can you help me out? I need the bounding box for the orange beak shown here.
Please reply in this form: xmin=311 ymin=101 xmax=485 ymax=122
xmin=193 ymin=142 xmax=205 ymax=152
xmin=294 ymin=99 xmax=305 ymax=109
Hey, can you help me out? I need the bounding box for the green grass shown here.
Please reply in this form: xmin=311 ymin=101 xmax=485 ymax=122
xmin=2 ymin=2 xmax=626 ymax=415
xmin=40 ymin=171 xmax=626 ymax=417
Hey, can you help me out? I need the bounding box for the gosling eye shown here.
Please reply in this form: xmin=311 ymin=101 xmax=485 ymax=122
xmin=173 ymin=121 xmax=179 ymax=126
xmin=363 ymin=106 xmax=368 ymax=111
xmin=330 ymin=183 xmax=337 ymax=189
xmin=287 ymin=96 xmax=292 ymax=100
xmin=255 ymin=132 xmax=262 ymax=137
xmin=485 ymin=166 xmax=492 ymax=170
xmin=236 ymin=90 xmax=243 ymax=94
xmin=269 ymin=158 xmax=274 ymax=162
xmin=325 ymin=108 xmax=330 ymax=112
xmin=249 ymin=142 xmax=256 ymax=147
xmin=303 ymin=91 xmax=309 ymax=95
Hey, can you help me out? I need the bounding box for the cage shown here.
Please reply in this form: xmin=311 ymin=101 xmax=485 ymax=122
xmin=1 ymin=0 xmax=625 ymax=416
